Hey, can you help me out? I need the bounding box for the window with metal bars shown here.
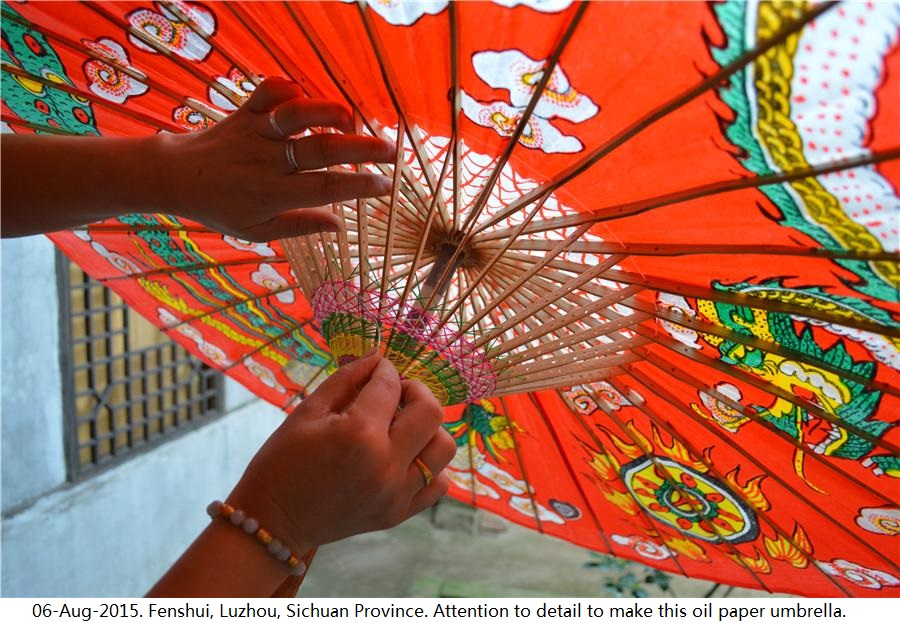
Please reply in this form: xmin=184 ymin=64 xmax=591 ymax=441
xmin=58 ymin=253 xmax=224 ymax=478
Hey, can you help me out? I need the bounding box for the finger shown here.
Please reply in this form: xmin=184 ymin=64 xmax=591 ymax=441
xmin=390 ymin=380 xmax=445 ymax=462
xmin=241 ymin=208 xmax=343 ymax=242
xmin=287 ymin=134 xmax=396 ymax=171
xmin=348 ymin=357 xmax=402 ymax=428
xmin=298 ymin=350 xmax=383 ymax=415
xmin=245 ymin=77 xmax=305 ymax=113
xmin=403 ymin=428 xmax=456 ymax=493
xmin=406 ymin=472 xmax=450 ymax=518
xmin=259 ymin=98 xmax=354 ymax=139
xmin=287 ymin=171 xmax=393 ymax=205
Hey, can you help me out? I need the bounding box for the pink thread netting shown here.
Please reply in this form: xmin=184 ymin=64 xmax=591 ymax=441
xmin=311 ymin=281 xmax=497 ymax=401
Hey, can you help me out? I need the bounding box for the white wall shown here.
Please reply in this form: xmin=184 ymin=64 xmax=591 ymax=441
xmin=1 ymin=235 xmax=284 ymax=596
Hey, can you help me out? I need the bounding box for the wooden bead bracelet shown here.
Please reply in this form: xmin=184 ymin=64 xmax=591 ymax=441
xmin=207 ymin=500 xmax=307 ymax=576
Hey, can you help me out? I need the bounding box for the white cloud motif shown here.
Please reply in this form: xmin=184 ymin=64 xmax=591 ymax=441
xmin=344 ymin=0 xmax=447 ymax=26
xmin=611 ymin=534 xmax=676 ymax=560
xmin=127 ymin=1 xmax=216 ymax=62
xmin=83 ymin=38 xmax=149 ymax=104
xmin=493 ymin=0 xmax=573 ymax=11
xmin=509 ymin=495 xmax=565 ymax=525
xmin=461 ymin=49 xmax=597 ymax=154
xmin=472 ymin=50 xmax=597 ymax=122
xmin=461 ymin=92 xmax=583 ymax=154
xmin=251 ymin=263 xmax=295 ymax=304
xmin=245 ymin=358 xmax=285 ymax=393
xmin=855 ymin=507 xmax=900 ymax=536
xmin=223 ymin=236 xmax=276 ymax=257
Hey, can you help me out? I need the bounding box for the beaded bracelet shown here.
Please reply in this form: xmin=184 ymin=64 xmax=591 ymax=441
xmin=207 ymin=500 xmax=307 ymax=576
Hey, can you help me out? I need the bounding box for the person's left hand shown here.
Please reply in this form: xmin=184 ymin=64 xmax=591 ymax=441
xmin=159 ymin=77 xmax=396 ymax=241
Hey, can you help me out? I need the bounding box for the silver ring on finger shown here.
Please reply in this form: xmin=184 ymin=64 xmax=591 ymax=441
xmin=285 ymin=138 xmax=301 ymax=173
xmin=268 ymin=108 xmax=286 ymax=138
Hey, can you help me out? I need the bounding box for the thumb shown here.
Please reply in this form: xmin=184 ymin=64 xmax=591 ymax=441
xmin=297 ymin=349 xmax=383 ymax=415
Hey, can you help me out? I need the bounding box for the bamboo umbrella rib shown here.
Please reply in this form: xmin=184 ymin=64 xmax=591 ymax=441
xmin=493 ymin=239 xmax=900 ymax=262
xmin=356 ymin=3 xmax=452 ymax=224
xmin=497 ymin=396 xmax=545 ymax=535
xmin=621 ymin=295 xmax=899 ymax=398
xmin=224 ymin=3 xmax=326 ymax=99
xmin=221 ymin=321 xmax=315 ymax=374
xmin=0 ymin=64 xmax=179 ymax=132
xmin=500 ymin=334 xmax=652 ymax=373
xmin=604 ymin=377 xmax=855 ymax=595
xmin=524 ymin=394 xmax=617 ymax=554
xmin=458 ymin=1 xmax=589 ymax=234
xmin=100 ymin=258 xmax=291 ymax=284
xmin=476 ymin=147 xmax=900 ymax=241
xmin=508 ymin=353 xmax=639 ymax=384
xmin=472 ymin=254 xmax=626 ymax=349
xmin=286 ymin=3 xmax=437 ymax=215
xmin=527 ymin=262 xmax=899 ymax=338
xmin=409 ymin=2 xmax=589 ymax=316
xmin=1 ymin=117 xmax=79 ymax=135
xmin=449 ymin=0 xmax=462 ymax=231
xmin=506 ymin=342 xmax=647 ymax=378
xmin=547 ymin=394 xmax=694 ymax=577
xmin=469 ymin=2 xmax=838 ymax=234
xmin=495 ymin=367 xmax=625 ymax=395
xmin=390 ymin=156 xmax=454 ymax=337
xmin=617 ymin=370 xmax=899 ymax=577
xmin=378 ymin=122 xmax=407 ymax=312
xmin=162 ymin=1 xmax=261 ymax=94
xmin=632 ymin=355 xmax=898 ymax=509
xmin=629 ymin=335 xmax=900 ymax=457
xmin=599 ymin=401 xmax=776 ymax=594
xmin=488 ymin=300 xmax=647 ymax=363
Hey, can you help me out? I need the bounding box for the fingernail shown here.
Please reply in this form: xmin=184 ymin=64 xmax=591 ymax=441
xmin=321 ymin=222 xmax=342 ymax=233
xmin=377 ymin=175 xmax=393 ymax=194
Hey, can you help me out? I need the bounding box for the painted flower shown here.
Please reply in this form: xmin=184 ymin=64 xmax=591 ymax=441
xmin=172 ymin=105 xmax=213 ymax=132
xmin=223 ymin=236 xmax=276 ymax=257
xmin=611 ymin=534 xmax=676 ymax=560
xmin=816 ymin=559 xmax=900 ymax=590
xmin=127 ymin=1 xmax=215 ymax=61
xmin=251 ymin=262 xmax=295 ymax=304
xmin=209 ymin=67 xmax=255 ymax=111
xmin=855 ymin=507 xmax=900 ymax=536
xmin=82 ymin=38 xmax=148 ymax=104
xmin=244 ymin=358 xmax=285 ymax=393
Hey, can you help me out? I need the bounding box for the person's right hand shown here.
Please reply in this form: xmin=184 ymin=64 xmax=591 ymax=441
xmin=160 ymin=77 xmax=396 ymax=242
xmin=226 ymin=351 xmax=455 ymax=554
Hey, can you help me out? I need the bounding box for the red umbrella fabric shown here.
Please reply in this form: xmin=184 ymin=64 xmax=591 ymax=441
xmin=2 ymin=0 xmax=898 ymax=596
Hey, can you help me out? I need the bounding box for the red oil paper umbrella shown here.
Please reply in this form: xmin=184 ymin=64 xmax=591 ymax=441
xmin=2 ymin=0 xmax=898 ymax=597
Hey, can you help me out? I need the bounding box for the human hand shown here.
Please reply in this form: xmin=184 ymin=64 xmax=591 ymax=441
xmin=226 ymin=351 xmax=455 ymax=553
xmin=159 ymin=77 xmax=396 ymax=242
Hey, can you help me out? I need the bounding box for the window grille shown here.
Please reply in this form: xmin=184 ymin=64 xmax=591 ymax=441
xmin=58 ymin=253 xmax=224 ymax=478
